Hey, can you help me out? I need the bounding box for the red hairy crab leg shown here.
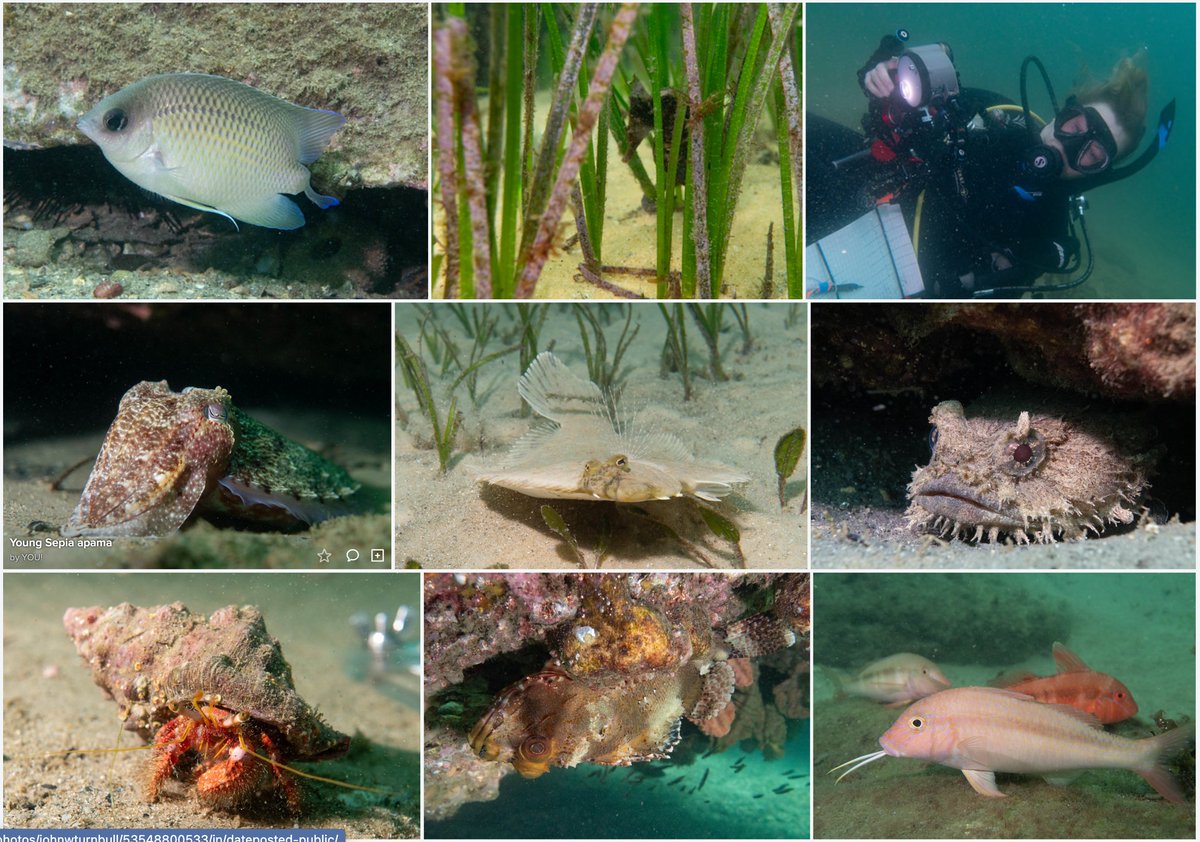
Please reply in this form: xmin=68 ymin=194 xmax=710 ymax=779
xmin=828 ymin=750 xmax=889 ymax=783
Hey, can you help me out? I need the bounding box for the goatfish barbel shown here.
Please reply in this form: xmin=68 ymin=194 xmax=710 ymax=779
xmin=825 ymin=653 xmax=952 ymax=707
xmin=77 ymin=73 xmax=344 ymax=230
xmin=830 ymin=686 xmax=1194 ymax=803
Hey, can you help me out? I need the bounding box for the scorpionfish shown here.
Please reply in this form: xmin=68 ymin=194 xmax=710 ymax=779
xmin=468 ymin=575 xmax=799 ymax=779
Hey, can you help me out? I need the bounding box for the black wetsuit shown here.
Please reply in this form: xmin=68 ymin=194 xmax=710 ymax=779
xmin=807 ymin=36 xmax=1080 ymax=298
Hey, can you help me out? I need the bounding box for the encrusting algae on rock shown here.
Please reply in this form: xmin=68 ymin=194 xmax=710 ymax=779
xmin=77 ymin=73 xmax=344 ymax=230
xmin=906 ymin=395 xmax=1155 ymax=544
xmin=63 ymin=380 xmax=361 ymax=537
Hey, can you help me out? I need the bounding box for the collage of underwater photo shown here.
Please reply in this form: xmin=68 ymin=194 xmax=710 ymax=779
xmin=0 ymin=1 xmax=1198 ymax=842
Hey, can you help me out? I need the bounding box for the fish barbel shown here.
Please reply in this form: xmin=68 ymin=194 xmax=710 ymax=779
xmin=78 ymin=73 xmax=344 ymax=229
xmin=831 ymin=686 xmax=1193 ymax=802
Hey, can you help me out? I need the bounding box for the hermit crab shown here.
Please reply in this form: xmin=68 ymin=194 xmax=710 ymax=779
xmin=63 ymin=602 xmax=352 ymax=813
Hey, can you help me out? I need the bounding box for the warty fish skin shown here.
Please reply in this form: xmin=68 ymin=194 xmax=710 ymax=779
xmin=77 ymin=73 xmax=344 ymax=230
xmin=880 ymin=686 xmax=1194 ymax=802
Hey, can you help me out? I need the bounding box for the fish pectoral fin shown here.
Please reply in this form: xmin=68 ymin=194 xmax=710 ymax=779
xmin=228 ymin=194 xmax=305 ymax=230
xmin=961 ymin=769 xmax=1006 ymax=798
xmin=1042 ymin=772 xmax=1082 ymax=786
xmin=161 ymin=194 xmax=240 ymax=231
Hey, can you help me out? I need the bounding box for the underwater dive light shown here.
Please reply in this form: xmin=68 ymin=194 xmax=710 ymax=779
xmin=895 ymin=44 xmax=960 ymax=108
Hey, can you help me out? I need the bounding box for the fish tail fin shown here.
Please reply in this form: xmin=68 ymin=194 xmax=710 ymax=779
xmin=1136 ymin=721 xmax=1195 ymax=804
xmin=818 ymin=665 xmax=847 ymax=699
xmin=293 ymin=107 xmax=346 ymax=164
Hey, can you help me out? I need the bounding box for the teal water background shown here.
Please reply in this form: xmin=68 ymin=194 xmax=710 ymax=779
xmin=812 ymin=572 xmax=1195 ymax=838
xmin=806 ymin=2 xmax=1196 ymax=299
xmin=427 ymin=724 xmax=809 ymax=839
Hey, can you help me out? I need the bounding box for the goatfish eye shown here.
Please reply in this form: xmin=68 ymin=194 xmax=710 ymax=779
xmin=103 ymin=108 xmax=128 ymax=132
xmin=910 ymin=717 xmax=924 ymax=729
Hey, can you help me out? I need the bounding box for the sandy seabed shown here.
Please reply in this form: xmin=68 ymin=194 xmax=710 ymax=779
xmin=2 ymin=408 xmax=391 ymax=569
xmin=395 ymin=302 xmax=807 ymax=569
xmin=2 ymin=573 xmax=421 ymax=836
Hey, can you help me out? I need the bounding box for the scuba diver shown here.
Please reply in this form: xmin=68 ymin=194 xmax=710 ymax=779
xmin=807 ymin=31 xmax=1176 ymax=298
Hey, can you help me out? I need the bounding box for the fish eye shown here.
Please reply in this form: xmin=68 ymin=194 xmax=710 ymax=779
xmin=910 ymin=717 xmax=924 ymax=729
xmin=103 ymin=108 xmax=128 ymax=133
xmin=1116 ymin=691 xmax=1126 ymax=699
xmin=520 ymin=735 xmax=551 ymax=759
xmin=995 ymin=428 xmax=1046 ymax=477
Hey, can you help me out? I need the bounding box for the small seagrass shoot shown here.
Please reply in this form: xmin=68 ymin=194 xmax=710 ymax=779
xmin=77 ymin=73 xmax=344 ymax=230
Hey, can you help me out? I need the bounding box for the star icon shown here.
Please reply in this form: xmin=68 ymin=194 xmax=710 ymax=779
xmin=317 ymin=548 xmax=332 ymax=563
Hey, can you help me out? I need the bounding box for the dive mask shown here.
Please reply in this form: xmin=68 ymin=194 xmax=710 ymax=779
xmin=1053 ymin=96 xmax=1118 ymax=174
xmin=1021 ymin=96 xmax=1118 ymax=182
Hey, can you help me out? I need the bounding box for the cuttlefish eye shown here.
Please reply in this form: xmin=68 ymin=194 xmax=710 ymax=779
xmin=103 ymin=108 xmax=128 ymax=132
xmin=928 ymin=426 xmax=939 ymax=453
xmin=205 ymin=403 xmax=228 ymax=423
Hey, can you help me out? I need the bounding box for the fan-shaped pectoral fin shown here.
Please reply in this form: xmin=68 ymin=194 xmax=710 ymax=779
xmin=961 ymin=769 xmax=1006 ymax=798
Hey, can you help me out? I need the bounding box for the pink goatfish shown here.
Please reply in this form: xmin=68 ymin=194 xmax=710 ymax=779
xmin=830 ymin=686 xmax=1194 ymax=802
xmin=827 ymin=653 xmax=952 ymax=707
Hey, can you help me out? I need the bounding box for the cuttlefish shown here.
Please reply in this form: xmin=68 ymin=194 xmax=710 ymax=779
xmin=478 ymin=352 xmax=748 ymax=503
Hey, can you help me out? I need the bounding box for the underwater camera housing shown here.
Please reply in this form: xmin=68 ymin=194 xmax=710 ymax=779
xmin=861 ymin=42 xmax=966 ymax=166
xmin=896 ymin=44 xmax=960 ymax=109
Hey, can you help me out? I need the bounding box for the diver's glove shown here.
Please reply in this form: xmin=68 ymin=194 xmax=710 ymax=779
xmin=1039 ymin=236 xmax=1081 ymax=271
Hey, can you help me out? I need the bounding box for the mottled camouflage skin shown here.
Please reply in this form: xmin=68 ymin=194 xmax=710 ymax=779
xmin=64 ymin=380 xmax=359 ymax=537
xmin=907 ymin=396 xmax=1152 ymax=544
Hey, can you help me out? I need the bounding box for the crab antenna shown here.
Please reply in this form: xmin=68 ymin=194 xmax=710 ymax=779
xmin=828 ymin=750 xmax=889 ymax=783
xmin=236 ymin=737 xmax=393 ymax=796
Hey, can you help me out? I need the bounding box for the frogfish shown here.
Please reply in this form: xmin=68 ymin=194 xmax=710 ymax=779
xmin=831 ymin=686 xmax=1193 ymax=803
xmin=77 ymin=73 xmax=344 ymax=230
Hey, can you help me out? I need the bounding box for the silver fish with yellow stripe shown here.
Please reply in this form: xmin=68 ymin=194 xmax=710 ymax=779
xmin=77 ymin=73 xmax=344 ymax=230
